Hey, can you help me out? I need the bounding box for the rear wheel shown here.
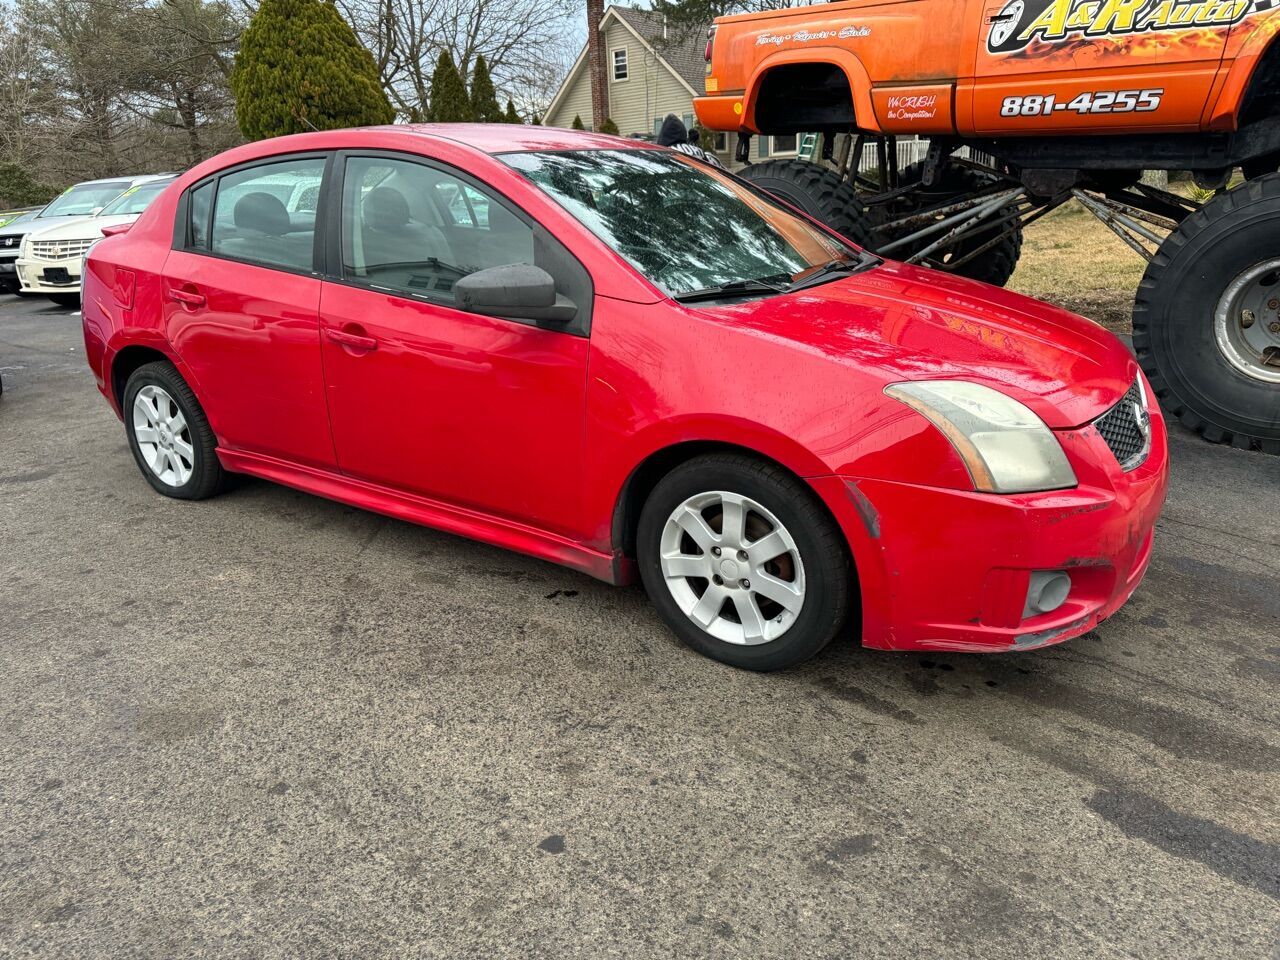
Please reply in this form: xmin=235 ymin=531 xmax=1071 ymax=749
xmin=1134 ymin=173 xmax=1280 ymax=453
xmin=637 ymin=453 xmax=851 ymax=671
xmin=737 ymin=159 xmax=875 ymax=248
xmin=124 ymin=361 xmax=228 ymax=498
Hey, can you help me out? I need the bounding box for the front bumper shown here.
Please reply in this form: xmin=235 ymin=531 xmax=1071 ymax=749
xmin=813 ymin=405 xmax=1169 ymax=653
xmin=16 ymin=256 xmax=82 ymax=294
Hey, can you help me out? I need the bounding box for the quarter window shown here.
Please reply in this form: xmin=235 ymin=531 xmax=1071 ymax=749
xmin=340 ymin=156 xmax=535 ymax=301
xmin=612 ymin=49 xmax=628 ymax=81
xmin=188 ymin=181 xmax=214 ymax=250
xmin=207 ymin=157 xmax=326 ymax=272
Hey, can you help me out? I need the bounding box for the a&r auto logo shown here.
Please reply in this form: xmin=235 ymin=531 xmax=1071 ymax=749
xmin=987 ymin=0 xmax=1273 ymax=55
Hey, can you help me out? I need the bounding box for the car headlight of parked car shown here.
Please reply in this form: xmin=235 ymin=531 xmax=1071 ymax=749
xmin=885 ymin=380 xmax=1077 ymax=494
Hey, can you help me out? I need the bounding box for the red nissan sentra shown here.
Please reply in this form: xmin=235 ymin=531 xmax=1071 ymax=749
xmin=81 ymin=125 xmax=1168 ymax=670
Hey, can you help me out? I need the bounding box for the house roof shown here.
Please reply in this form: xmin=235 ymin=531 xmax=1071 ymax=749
xmin=542 ymin=5 xmax=707 ymax=122
xmin=610 ymin=6 xmax=707 ymax=92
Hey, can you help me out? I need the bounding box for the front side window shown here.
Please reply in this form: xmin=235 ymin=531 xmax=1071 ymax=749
xmin=340 ymin=156 xmax=534 ymax=301
xmin=503 ymin=149 xmax=857 ymax=298
xmin=39 ymin=181 xmax=132 ymax=218
xmin=98 ymin=179 xmax=172 ymax=218
xmin=208 ymin=157 xmax=325 ymax=272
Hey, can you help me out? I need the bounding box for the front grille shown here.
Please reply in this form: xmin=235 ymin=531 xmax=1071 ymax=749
xmin=0 ymin=233 xmax=24 ymax=260
xmin=29 ymin=238 xmax=95 ymax=261
xmin=1094 ymin=379 xmax=1151 ymax=470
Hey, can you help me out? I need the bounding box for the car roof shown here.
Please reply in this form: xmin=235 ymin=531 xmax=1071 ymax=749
xmin=271 ymin=124 xmax=662 ymax=157
xmin=411 ymin=123 xmax=661 ymax=154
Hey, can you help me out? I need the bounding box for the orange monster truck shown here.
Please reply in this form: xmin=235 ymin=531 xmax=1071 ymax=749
xmin=695 ymin=0 xmax=1280 ymax=452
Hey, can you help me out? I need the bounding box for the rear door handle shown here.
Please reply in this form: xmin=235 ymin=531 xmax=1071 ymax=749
xmin=167 ymin=287 xmax=205 ymax=308
xmin=327 ymin=326 xmax=378 ymax=352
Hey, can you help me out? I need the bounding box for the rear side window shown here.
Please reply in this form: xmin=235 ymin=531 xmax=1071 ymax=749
xmin=205 ymin=158 xmax=326 ymax=272
xmin=189 ymin=181 xmax=213 ymax=250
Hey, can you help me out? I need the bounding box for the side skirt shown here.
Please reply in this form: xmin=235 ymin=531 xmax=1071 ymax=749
xmin=217 ymin=449 xmax=628 ymax=585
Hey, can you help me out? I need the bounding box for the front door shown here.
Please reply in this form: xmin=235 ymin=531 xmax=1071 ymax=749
xmin=162 ymin=154 xmax=335 ymax=469
xmin=318 ymin=153 xmax=591 ymax=538
xmin=971 ymin=0 xmax=1233 ymax=134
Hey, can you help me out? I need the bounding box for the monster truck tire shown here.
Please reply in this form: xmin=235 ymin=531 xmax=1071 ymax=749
xmin=738 ymin=159 xmax=875 ymax=249
xmin=891 ymin=162 xmax=1024 ymax=288
xmin=1134 ymin=173 xmax=1280 ymax=454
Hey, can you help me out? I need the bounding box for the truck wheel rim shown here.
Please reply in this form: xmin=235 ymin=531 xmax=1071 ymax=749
xmin=1215 ymin=259 xmax=1280 ymax=385
xmin=133 ymin=385 xmax=194 ymax=487
xmin=659 ymin=491 xmax=806 ymax=646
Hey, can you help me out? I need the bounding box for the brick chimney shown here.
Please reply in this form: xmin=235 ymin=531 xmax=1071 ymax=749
xmin=586 ymin=0 xmax=608 ymax=130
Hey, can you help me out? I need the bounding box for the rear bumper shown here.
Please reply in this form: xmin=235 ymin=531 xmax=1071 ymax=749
xmin=812 ymin=410 xmax=1169 ymax=653
xmin=694 ymin=95 xmax=749 ymax=134
xmin=16 ymin=257 xmax=82 ymax=294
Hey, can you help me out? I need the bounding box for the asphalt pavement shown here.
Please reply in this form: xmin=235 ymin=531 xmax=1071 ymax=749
xmin=1 ymin=293 xmax=1277 ymax=959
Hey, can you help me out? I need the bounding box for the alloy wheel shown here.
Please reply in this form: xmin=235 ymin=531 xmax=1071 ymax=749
xmin=133 ymin=384 xmax=194 ymax=487
xmin=658 ymin=490 xmax=806 ymax=646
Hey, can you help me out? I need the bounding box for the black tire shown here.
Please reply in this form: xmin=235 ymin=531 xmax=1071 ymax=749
xmin=47 ymin=292 xmax=80 ymax=309
xmin=636 ymin=453 xmax=852 ymax=671
xmin=123 ymin=360 xmax=227 ymax=499
xmin=888 ymin=161 xmax=1024 ymax=287
xmin=738 ymin=159 xmax=875 ymax=248
xmin=1133 ymin=173 xmax=1280 ymax=454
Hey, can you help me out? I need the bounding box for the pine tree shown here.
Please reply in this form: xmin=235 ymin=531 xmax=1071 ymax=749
xmin=503 ymin=100 xmax=521 ymax=124
xmin=599 ymin=118 xmax=619 ymax=135
xmin=571 ymin=114 xmax=585 ymax=130
xmin=428 ymin=50 xmax=474 ymax=122
xmin=469 ymin=55 xmax=503 ymax=123
xmin=231 ymin=0 xmax=394 ymax=140
xmin=531 ymin=114 xmax=541 ymax=126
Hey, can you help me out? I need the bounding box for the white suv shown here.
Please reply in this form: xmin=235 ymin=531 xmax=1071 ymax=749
xmin=14 ymin=174 xmax=172 ymax=307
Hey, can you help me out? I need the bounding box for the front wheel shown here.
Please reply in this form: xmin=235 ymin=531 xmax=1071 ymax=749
xmin=1134 ymin=174 xmax=1280 ymax=453
xmin=637 ymin=454 xmax=851 ymax=671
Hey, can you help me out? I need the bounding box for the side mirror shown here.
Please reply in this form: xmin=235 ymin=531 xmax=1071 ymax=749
xmin=454 ymin=263 xmax=577 ymax=324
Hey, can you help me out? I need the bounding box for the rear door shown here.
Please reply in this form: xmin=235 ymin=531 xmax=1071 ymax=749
xmin=970 ymin=0 xmax=1230 ymax=134
xmin=162 ymin=154 xmax=337 ymax=469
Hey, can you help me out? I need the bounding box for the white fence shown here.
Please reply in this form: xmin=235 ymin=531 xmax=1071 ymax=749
xmin=852 ymin=140 xmax=996 ymax=175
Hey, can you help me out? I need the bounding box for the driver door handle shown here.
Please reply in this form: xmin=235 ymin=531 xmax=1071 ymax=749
xmin=988 ymin=11 xmax=1016 ymax=21
xmin=327 ymin=325 xmax=378 ymax=352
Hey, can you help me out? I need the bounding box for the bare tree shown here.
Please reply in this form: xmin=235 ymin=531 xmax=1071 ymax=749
xmin=337 ymin=0 xmax=577 ymax=119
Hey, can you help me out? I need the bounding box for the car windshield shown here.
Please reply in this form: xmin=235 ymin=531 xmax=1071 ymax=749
xmin=98 ymin=180 xmax=171 ymax=217
xmin=502 ymin=149 xmax=865 ymax=299
xmin=39 ymin=181 xmax=132 ymax=218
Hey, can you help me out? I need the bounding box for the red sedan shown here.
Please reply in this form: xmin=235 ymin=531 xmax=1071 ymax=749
xmin=81 ymin=125 xmax=1168 ymax=670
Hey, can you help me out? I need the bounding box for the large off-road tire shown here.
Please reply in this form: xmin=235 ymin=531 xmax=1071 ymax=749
xmin=737 ymin=159 xmax=875 ymax=249
xmin=887 ymin=162 xmax=1024 ymax=288
xmin=637 ymin=453 xmax=851 ymax=672
xmin=1134 ymin=174 xmax=1280 ymax=454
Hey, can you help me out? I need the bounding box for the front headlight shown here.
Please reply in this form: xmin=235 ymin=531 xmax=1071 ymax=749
xmin=885 ymin=380 xmax=1077 ymax=494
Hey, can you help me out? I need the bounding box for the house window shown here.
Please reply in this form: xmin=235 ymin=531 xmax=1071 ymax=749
xmin=612 ymin=49 xmax=628 ymax=81
xmin=712 ymin=131 xmax=728 ymax=153
xmin=770 ymin=134 xmax=798 ymax=155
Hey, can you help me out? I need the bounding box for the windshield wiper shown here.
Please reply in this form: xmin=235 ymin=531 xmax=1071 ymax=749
xmin=674 ymin=276 xmax=790 ymax=303
xmin=787 ymin=254 xmax=877 ymax=293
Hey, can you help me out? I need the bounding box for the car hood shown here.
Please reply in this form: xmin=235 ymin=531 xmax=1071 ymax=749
xmin=3 ymin=213 xmax=99 ymax=238
xmin=695 ymin=260 xmax=1137 ymax=429
xmin=26 ymin=214 xmax=139 ymax=243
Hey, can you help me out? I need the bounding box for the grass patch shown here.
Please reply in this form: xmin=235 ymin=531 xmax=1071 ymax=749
xmin=1007 ymin=201 xmax=1150 ymax=333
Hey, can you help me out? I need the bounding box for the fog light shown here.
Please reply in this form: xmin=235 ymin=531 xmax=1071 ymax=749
xmin=1023 ymin=571 xmax=1071 ymax=618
